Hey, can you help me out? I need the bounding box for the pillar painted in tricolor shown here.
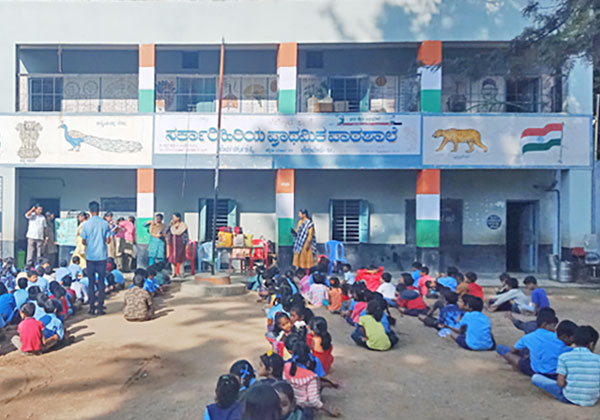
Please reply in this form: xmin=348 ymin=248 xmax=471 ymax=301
xmin=416 ymin=169 xmax=440 ymax=248
xmin=276 ymin=169 xmax=295 ymax=246
xmin=138 ymin=44 xmax=155 ymax=112
xmin=136 ymin=168 xmax=155 ymax=245
xmin=418 ymin=41 xmax=442 ymax=113
xmin=277 ymin=43 xmax=297 ymax=114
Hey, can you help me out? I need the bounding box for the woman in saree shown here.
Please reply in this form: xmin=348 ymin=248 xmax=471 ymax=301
xmin=71 ymin=211 xmax=88 ymax=269
xmin=145 ymin=213 xmax=166 ymax=266
xmin=167 ymin=212 xmax=188 ymax=277
xmin=292 ymin=209 xmax=317 ymax=270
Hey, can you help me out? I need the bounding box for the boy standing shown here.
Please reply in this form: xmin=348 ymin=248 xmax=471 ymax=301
xmin=523 ymin=276 xmax=549 ymax=314
xmin=533 ymin=326 xmax=600 ymax=407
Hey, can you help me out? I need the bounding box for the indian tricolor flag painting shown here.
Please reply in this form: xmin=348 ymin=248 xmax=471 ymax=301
xmin=520 ymin=123 xmax=563 ymax=154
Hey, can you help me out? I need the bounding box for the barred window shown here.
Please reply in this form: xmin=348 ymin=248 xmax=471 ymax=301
xmin=330 ymin=199 xmax=369 ymax=243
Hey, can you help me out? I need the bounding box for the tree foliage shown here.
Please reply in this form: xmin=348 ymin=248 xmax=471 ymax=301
xmin=515 ymin=0 xmax=600 ymax=87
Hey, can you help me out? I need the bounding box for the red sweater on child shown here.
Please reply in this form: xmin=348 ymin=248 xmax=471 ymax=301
xmin=397 ymin=286 xmax=427 ymax=310
xmin=355 ymin=267 xmax=384 ymax=292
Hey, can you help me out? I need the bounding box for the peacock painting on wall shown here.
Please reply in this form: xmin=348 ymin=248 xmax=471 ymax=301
xmin=58 ymin=122 xmax=143 ymax=153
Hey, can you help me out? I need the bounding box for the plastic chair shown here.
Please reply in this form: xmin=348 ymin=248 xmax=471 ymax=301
xmin=325 ymin=240 xmax=347 ymax=275
xmin=198 ymin=242 xmax=221 ymax=272
xmin=250 ymin=239 xmax=269 ymax=272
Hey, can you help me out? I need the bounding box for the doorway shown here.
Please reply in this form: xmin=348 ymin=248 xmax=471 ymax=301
xmin=30 ymin=198 xmax=60 ymax=217
xmin=506 ymin=201 xmax=538 ymax=272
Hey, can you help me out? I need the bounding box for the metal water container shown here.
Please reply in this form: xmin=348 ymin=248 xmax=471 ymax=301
xmin=548 ymin=254 xmax=559 ymax=281
xmin=558 ymin=261 xmax=575 ymax=283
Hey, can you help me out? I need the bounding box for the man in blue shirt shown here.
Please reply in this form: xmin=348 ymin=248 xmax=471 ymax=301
xmin=497 ymin=310 xmax=571 ymax=377
xmin=80 ymin=201 xmax=111 ymax=316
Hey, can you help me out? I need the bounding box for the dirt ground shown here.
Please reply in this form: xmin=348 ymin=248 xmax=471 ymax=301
xmin=1 ymin=284 xmax=599 ymax=420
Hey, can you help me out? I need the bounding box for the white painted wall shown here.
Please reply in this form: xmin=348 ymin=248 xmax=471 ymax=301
xmin=295 ymin=169 xmax=416 ymax=244
xmin=442 ymin=170 xmax=557 ymax=245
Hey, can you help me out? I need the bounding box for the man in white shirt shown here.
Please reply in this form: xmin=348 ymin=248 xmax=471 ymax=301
xmin=25 ymin=204 xmax=47 ymax=266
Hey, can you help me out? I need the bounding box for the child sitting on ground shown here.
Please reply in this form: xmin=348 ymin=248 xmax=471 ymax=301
xmin=342 ymin=263 xmax=354 ymax=285
xmin=436 ymin=267 xmax=459 ymax=292
xmin=417 ymin=266 xmax=434 ymax=298
xmin=11 ymin=302 xmax=59 ymax=354
xmin=411 ymin=262 xmax=422 ymax=287
xmin=340 ymin=283 xmax=369 ymax=325
xmin=257 ymin=352 xmax=284 ymax=380
xmin=273 ymin=380 xmax=308 ymax=420
xmin=532 ymin=325 xmax=600 ymax=407
xmin=0 ymin=283 xmax=16 ymax=325
xmin=13 ymin=275 xmax=29 ymax=313
xmin=203 ymin=374 xmax=243 ymax=420
xmin=69 ymin=256 xmax=83 ymax=282
xmin=396 ymin=273 xmax=428 ymax=316
xmin=267 ymin=312 xmax=294 ymax=355
xmin=327 ymin=277 xmax=342 ymax=314
xmin=282 ymin=338 xmax=340 ymax=417
xmin=444 ymin=295 xmax=495 ymax=351
xmin=419 ymin=290 xmax=463 ymax=332
xmin=355 ymin=265 xmax=384 ymax=292
xmin=489 ymin=277 xmax=531 ymax=313
xmin=523 ymin=276 xmax=549 ymax=315
xmin=123 ymin=274 xmax=154 ymax=322
xmin=497 ymin=311 xmax=574 ymax=378
xmin=308 ymin=316 xmax=334 ymax=375
xmin=229 ymin=360 xmax=256 ymax=393
xmin=376 ymin=272 xmax=396 ymax=307
xmin=40 ymin=299 xmax=65 ymax=346
xmin=55 ymin=260 xmax=71 ymax=284
xmin=456 ymin=272 xmax=484 ymax=300
xmin=306 ymin=273 xmax=329 ymax=307
xmin=352 ymin=299 xmax=397 ymax=351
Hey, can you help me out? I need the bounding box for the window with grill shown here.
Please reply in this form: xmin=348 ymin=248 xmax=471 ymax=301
xmin=176 ymin=77 xmax=216 ymax=112
xmin=330 ymin=77 xmax=369 ymax=112
xmin=29 ymin=77 xmax=63 ymax=111
xmin=199 ymin=198 xmax=237 ymax=242
xmin=330 ymin=199 xmax=369 ymax=243
xmin=506 ymin=78 xmax=540 ymax=113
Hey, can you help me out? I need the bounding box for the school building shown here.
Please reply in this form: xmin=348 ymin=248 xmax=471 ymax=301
xmin=0 ymin=0 xmax=595 ymax=273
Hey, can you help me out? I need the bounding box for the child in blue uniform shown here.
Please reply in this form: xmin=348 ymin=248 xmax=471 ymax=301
xmin=203 ymin=374 xmax=243 ymax=420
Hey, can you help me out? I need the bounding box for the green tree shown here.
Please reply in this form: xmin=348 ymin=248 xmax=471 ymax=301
xmin=515 ymin=0 xmax=599 ymax=88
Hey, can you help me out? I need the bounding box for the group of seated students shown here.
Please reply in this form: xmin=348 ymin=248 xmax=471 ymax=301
xmin=0 ymin=255 xmax=172 ymax=354
xmin=208 ymin=259 xmax=599 ymax=419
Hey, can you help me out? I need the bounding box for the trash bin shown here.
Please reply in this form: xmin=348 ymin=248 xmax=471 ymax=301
xmin=17 ymin=249 xmax=26 ymax=270
xmin=548 ymin=254 xmax=559 ymax=281
xmin=558 ymin=260 xmax=575 ymax=283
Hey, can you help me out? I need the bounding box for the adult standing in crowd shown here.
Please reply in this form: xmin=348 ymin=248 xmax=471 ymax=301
xmin=145 ymin=213 xmax=167 ymax=266
xmin=167 ymin=212 xmax=188 ymax=278
xmin=118 ymin=216 xmax=136 ymax=272
xmin=291 ymin=209 xmax=317 ymax=270
xmin=71 ymin=211 xmax=88 ymax=269
xmin=104 ymin=212 xmax=119 ymax=260
xmin=81 ymin=201 xmax=111 ymax=315
xmin=43 ymin=211 xmax=58 ymax=267
xmin=25 ymin=204 xmax=47 ymax=266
